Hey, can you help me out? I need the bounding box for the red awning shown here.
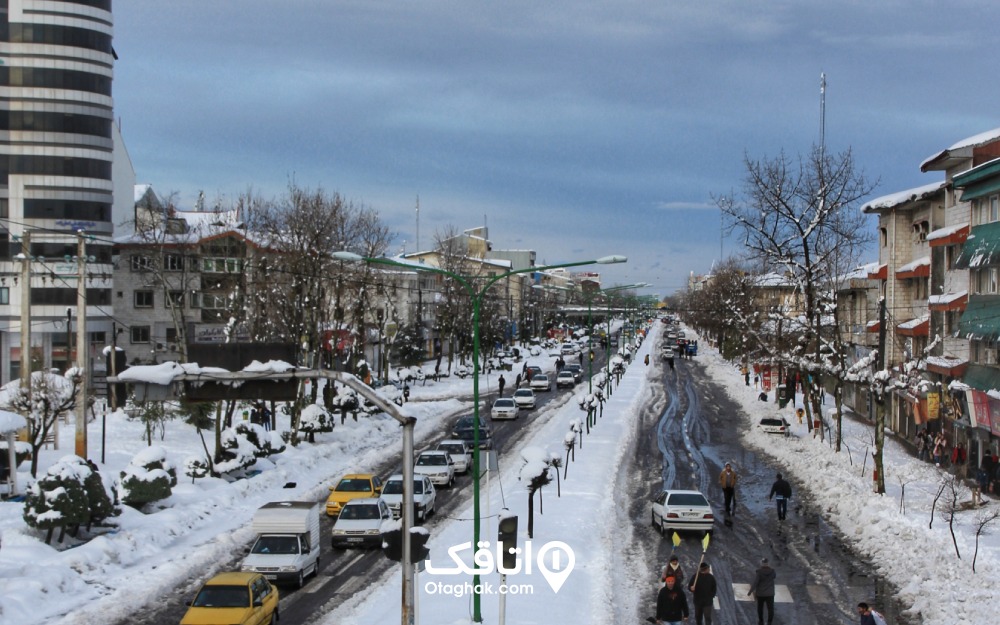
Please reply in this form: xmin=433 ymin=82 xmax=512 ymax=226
xmin=896 ymin=264 xmax=930 ymax=279
xmin=897 ymin=317 xmax=929 ymax=337
xmin=926 ymin=360 xmax=968 ymax=378
xmin=928 ymin=292 xmax=968 ymax=312
xmin=867 ymin=264 xmax=887 ymax=280
xmin=928 ymin=224 xmax=969 ymax=247
xmin=866 ymin=320 xmax=880 ymax=333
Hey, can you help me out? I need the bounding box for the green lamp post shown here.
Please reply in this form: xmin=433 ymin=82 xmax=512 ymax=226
xmin=334 ymin=250 xmax=626 ymax=622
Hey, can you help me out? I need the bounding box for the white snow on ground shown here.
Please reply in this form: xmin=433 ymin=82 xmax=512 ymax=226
xmin=1 ymin=321 xmax=998 ymax=625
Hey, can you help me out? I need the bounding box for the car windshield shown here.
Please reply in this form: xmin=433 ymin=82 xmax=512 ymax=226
xmin=417 ymin=454 xmax=447 ymax=466
xmin=515 ymin=390 xmax=531 ymax=397
xmin=533 ymin=375 xmax=547 ymax=381
xmin=251 ymin=535 xmax=300 ymax=555
xmin=340 ymin=504 xmax=380 ymax=520
xmin=192 ymin=585 xmax=249 ymax=608
xmin=495 ymin=400 xmax=514 ymax=407
xmin=439 ymin=444 xmax=465 ymax=454
xmin=336 ymin=478 xmax=372 ymax=492
xmin=383 ymin=480 xmax=425 ymax=495
xmin=668 ymin=493 xmax=709 ymax=507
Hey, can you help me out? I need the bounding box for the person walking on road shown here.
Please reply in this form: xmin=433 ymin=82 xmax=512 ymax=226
xmin=719 ymin=463 xmax=738 ymax=516
xmin=660 ymin=555 xmax=684 ymax=584
xmin=747 ymin=558 xmax=776 ymax=625
xmin=857 ymin=602 xmax=888 ymax=625
xmin=498 ymin=374 xmax=506 ymax=397
xmin=769 ymin=473 xmax=792 ymax=521
xmin=655 ymin=575 xmax=689 ymax=625
xmin=688 ymin=562 xmax=717 ymax=625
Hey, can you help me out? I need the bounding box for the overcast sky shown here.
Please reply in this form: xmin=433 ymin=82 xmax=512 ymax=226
xmin=112 ymin=1 xmax=1000 ymax=296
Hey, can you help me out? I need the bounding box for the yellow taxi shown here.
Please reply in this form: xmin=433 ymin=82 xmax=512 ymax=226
xmin=180 ymin=571 xmax=278 ymax=625
xmin=325 ymin=473 xmax=383 ymax=516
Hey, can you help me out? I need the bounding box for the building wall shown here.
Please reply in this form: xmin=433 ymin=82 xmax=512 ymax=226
xmin=0 ymin=0 xmax=117 ymax=382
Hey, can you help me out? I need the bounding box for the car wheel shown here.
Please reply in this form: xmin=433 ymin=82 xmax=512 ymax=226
xmin=313 ymin=558 xmax=321 ymax=578
xmin=296 ymin=570 xmax=305 ymax=588
xmin=449 ymin=475 xmax=455 ymax=488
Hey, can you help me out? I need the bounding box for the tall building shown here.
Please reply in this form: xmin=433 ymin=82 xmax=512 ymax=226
xmin=0 ymin=1 xmax=123 ymax=383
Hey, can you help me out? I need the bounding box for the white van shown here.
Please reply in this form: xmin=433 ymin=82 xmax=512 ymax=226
xmin=241 ymin=501 xmax=321 ymax=587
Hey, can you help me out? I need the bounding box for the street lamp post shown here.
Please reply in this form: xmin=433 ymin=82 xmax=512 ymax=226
xmin=334 ymin=251 xmax=626 ymax=623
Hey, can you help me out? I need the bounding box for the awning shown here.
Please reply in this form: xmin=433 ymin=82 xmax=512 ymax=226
xmin=928 ymin=223 xmax=970 ymax=247
xmin=896 ymin=256 xmax=930 ymax=279
xmin=867 ymin=264 xmax=887 ymax=280
xmin=925 ymin=357 xmax=967 ymax=378
xmin=897 ymin=316 xmax=929 ymax=337
xmin=955 ymin=158 xmax=1000 ymax=203
xmin=956 ymin=221 xmax=1000 ymax=269
xmin=958 ymin=295 xmax=1000 ymax=341
xmin=866 ymin=319 xmax=881 ymax=333
xmin=964 ymin=364 xmax=1000 ymax=394
xmin=928 ymin=291 xmax=968 ymax=312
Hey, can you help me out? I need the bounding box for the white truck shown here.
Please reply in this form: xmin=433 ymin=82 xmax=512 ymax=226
xmin=241 ymin=501 xmax=321 ymax=587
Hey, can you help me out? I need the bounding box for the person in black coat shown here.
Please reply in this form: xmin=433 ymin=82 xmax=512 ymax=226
xmin=688 ymin=562 xmax=717 ymax=625
xmin=747 ymin=558 xmax=776 ymax=625
xmin=656 ymin=576 xmax=689 ymax=624
xmin=768 ymin=473 xmax=792 ymax=520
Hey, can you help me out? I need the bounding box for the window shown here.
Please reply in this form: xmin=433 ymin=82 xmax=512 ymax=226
xmin=164 ymin=254 xmax=184 ymax=271
xmin=131 ymin=255 xmax=152 ymax=272
xmin=946 ymin=245 xmax=957 ymax=270
xmin=880 ymin=227 xmax=888 ymax=247
xmin=202 ymin=257 xmax=243 ymax=273
xmin=945 ymin=311 xmax=958 ymax=336
xmin=134 ymin=290 xmax=154 ymax=308
xmin=131 ymin=326 xmax=151 ymax=344
xmin=0 ymin=287 xmax=7 ymax=305
xmin=914 ymin=279 xmax=928 ymax=300
xmin=974 ymin=268 xmax=1000 ymax=294
xmin=912 ymin=221 xmax=929 ymax=242
xmin=992 ymin=195 xmax=999 ymax=223
xmin=165 ymin=327 xmax=178 ymax=342
xmin=167 ymin=290 xmax=184 ymax=308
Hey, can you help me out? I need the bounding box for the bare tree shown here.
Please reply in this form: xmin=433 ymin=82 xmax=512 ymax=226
xmin=2 ymin=371 xmax=81 ymax=476
xmin=973 ymin=505 xmax=1000 ymax=573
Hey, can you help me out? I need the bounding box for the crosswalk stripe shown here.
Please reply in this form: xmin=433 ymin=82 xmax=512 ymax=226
xmin=731 ymin=583 xmax=794 ymax=603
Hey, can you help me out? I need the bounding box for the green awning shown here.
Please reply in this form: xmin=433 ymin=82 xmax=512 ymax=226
xmin=958 ymin=295 xmax=1000 ymax=341
xmin=955 ymin=158 xmax=1000 ymax=203
xmin=960 ymin=178 xmax=1000 ymax=203
xmin=964 ymin=364 xmax=1000 ymax=393
xmin=956 ymin=221 xmax=1000 ymax=269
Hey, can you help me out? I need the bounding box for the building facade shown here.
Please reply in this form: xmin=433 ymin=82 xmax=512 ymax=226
xmin=0 ymin=0 xmax=125 ymax=384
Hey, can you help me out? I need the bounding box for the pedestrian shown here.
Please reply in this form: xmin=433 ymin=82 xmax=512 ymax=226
xmin=645 ymin=354 xmax=650 ymax=366
xmin=796 ymin=407 xmax=805 ymax=425
xmin=719 ymin=463 xmax=737 ymax=516
xmin=688 ymin=562 xmax=717 ymax=625
xmin=747 ymin=558 xmax=776 ymax=625
xmin=916 ymin=430 xmax=928 ymax=462
xmin=743 ymin=366 xmax=750 ymax=386
xmin=951 ymin=442 xmax=967 ymax=467
xmin=655 ymin=575 xmax=689 ymax=625
xmin=758 ymin=391 xmax=768 ymax=402
xmin=661 ymin=554 xmax=685 ymax=584
xmin=857 ymin=602 xmax=888 ymax=625
xmin=403 ymin=384 xmax=410 ymax=403
xmin=498 ymin=375 xmax=505 ymax=397
xmin=933 ymin=432 xmax=946 ymax=466
xmin=579 ymin=351 xmax=584 ymax=365
xmin=753 ymin=373 xmax=760 ymax=389
xmin=768 ymin=473 xmax=792 ymax=521
xmin=515 ymin=373 xmax=522 ymax=389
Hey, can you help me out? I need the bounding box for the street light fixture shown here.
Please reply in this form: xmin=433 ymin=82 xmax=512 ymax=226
xmin=334 ymin=250 xmax=626 ymax=622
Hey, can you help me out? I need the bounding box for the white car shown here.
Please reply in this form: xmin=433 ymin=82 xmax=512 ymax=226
xmin=491 ymin=397 xmax=520 ymax=420
xmin=560 ymin=343 xmax=577 ymax=356
xmin=651 ymin=489 xmax=714 ymax=536
xmin=530 ymin=374 xmax=552 ymax=392
xmin=437 ymin=439 xmax=473 ymax=474
xmin=380 ymin=474 xmax=436 ymax=522
xmin=512 ymin=388 xmax=536 ymax=410
xmin=414 ymin=450 xmax=456 ymax=487
xmin=556 ymin=370 xmax=576 ymax=389
xmin=759 ymin=417 xmax=791 ymax=436
xmin=330 ymin=497 xmax=392 ymax=548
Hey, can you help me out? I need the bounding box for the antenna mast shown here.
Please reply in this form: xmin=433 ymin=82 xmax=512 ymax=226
xmin=415 ymin=195 xmax=420 ymax=253
xmin=819 ymin=72 xmax=827 ymax=155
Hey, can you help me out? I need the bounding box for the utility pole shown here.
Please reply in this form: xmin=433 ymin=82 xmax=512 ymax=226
xmin=20 ymin=231 xmax=31 ymax=391
xmin=75 ymin=233 xmax=88 ymax=459
xmin=874 ymin=295 xmax=887 ymax=494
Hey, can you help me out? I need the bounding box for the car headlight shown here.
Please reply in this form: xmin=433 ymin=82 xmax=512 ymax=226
xmin=279 ymin=566 xmax=298 ymax=572
xmin=332 ymin=529 xmax=346 ymax=535
xmin=241 ymin=564 xmax=254 ymax=571
xmin=365 ymin=529 xmax=380 ymax=535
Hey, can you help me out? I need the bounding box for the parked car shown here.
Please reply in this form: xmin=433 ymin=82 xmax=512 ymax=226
xmin=491 ymin=397 xmax=520 ymax=420
xmin=556 ymin=370 xmax=576 ymax=389
xmin=413 ymin=450 xmax=456 ymax=487
xmin=451 ymin=415 xmax=494 ymax=449
xmin=563 ymin=363 xmax=584 ymax=383
xmin=759 ymin=417 xmax=791 ymax=436
xmin=326 ymin=473 xmax=383 ymax=517
xmin=651 ymin=489 xmax=714 ymax=536
xmin=512 ymin=388 xmax=536 ymax=410
xmin=530 ymin=373 xmax=552 ymax=392
xmin=330 ymin=497 xmax=392 ymax=548
xmin=560 ymin=343 xmax=577 ymax=356
xmin=380 ymin=474 xmax=437 ymax=522
xmin=180 ymin=572 xmax=279 ymax=625
xmin=437 ymin=439 xmax=473 ymax=473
